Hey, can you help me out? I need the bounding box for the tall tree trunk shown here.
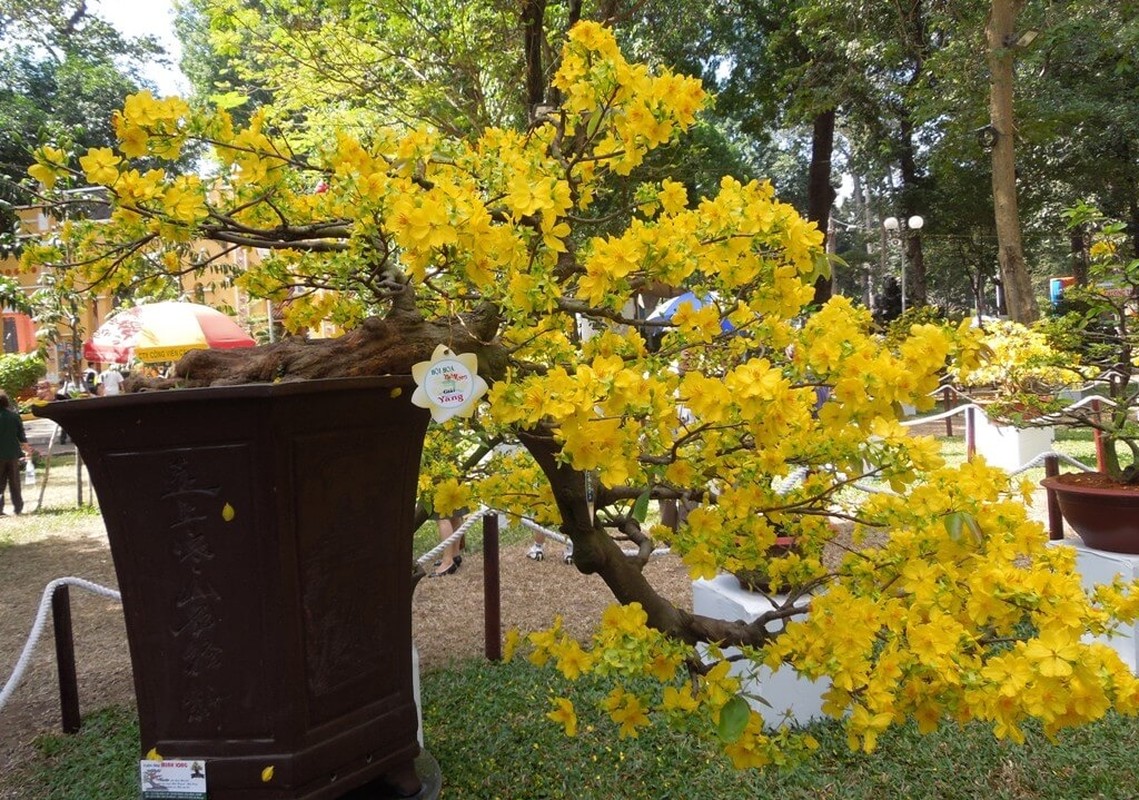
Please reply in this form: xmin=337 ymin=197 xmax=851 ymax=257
xmin=1070 ymin=227 xmax=1089 ymax=286
xmin=986 ymin=0 xmax=1039 ymax=322
xmin=897 ymin=115 xmax=927 ymax=309
xmin=808 ymin=108 xmax=837 ymax=305
xmin=522 ymin=0 xmax=548 ymax=117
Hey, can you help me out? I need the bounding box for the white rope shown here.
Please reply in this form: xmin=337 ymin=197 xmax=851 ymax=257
xmin=415 ymin=505 xmax=495 ymax=567
xmin=900 ymin=403 xmax=981 ymax=427
xmin=1052 ymin=393 xmax=1118 ymax=412
xmin=851 ymin=480 xmax=899 ymax=496
xmin=519 ymin=516 xmax=568 ymax=546
xmin=0 ymin=577 xmax=122 ymax=714
xmin=773 ymin=467 xmax=810 ymax=494
xmin=1006 ymin=450 xmax=1096 ymax=476
xmin=520 ymin=516 xmax=671 ymax=558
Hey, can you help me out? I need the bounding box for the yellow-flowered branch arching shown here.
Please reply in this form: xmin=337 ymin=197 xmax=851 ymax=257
xmin=24 ymin=19 xmax=1139 ymax=770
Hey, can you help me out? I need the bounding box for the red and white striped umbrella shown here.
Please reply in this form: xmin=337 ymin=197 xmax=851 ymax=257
xmin=83 ymin=302 xmax=256 ymax=364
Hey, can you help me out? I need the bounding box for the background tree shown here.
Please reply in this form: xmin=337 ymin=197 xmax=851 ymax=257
xmin=0 ymin=0 xmax=164 ymax=252
xmin=24 ymin=18 xmax=1139 ymax=766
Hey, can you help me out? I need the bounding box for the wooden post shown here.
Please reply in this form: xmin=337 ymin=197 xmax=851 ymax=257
xmin=52 ymin=585 xmax=81 ymax=734
xmin=36 ymin=424 xmax=59 ymax=511
xmin=1044 ymin=455 xmax=1064 ymax=541
xmin=483 ymin=513 xmax=502 ymax=661
xmin=965 ymin=406 xmax=976 ymax=461
xmin=942 ymin=386 xmax=954 ymax=436
xmin=1092 ymin=399 xmax=1107 ymax=472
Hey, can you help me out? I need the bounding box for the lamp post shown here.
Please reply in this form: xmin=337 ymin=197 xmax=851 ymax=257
xmin=883 ymin=215 xmax=924 ymax=313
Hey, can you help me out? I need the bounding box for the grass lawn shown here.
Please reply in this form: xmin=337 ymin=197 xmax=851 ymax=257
xmin=19 ymin=660 xmax=1139 ymax=799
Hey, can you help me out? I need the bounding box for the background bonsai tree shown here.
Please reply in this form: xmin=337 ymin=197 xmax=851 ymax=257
xmin=1040 ymin=204 xmax=1139 ymax=482
xmin=981 ymin=204 xmax=1139 ymax=483
xmin=22 ymin=23 xmax=1139 ymax=769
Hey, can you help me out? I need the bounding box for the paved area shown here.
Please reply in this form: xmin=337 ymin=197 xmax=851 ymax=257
xmin=22 ymin=418 xmax=77 ymax=456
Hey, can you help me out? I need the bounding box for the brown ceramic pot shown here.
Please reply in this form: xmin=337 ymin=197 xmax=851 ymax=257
xmin=1041 ymin=471 xmax=1139 ymax=554
xmin=36 ymin=377 xmax=430 ymax=799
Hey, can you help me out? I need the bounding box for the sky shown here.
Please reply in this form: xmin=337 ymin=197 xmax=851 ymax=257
xmin=92 ymin=0 xmax=188 ymax=97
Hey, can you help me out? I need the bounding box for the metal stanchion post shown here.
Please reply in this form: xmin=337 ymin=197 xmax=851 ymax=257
xmin=1092 ymin=399 xmax=1107 ymax=473
xmin=943 ymin=386 xmax=954 ymax=436
xmin=1044 ymin=455 xmax=1064 ymax=541
xmin=965 ymin=406 xmax=976 ymax=461
xmin=483 ymin=513 xmax=502 ymax=661
xmin=51 ymin=585 xmax=81 ymax=733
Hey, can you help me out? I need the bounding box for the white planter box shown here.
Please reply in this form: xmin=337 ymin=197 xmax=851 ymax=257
xmin=968 ymin=409 xmax=1054 ymax=472
xmin=1050 ymin=540 xmax=1139 ymax=673
xmin=692 ymin=574 xmax=830 ymax=728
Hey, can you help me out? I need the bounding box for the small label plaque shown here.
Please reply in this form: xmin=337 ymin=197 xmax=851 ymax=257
xmin=139 ymin=759 xmax=207 ymax=799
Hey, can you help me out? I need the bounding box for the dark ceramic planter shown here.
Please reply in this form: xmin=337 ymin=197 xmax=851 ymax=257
xmin=35 ymin=377 xmax=431 ymax=799
xmin=1041 ymin=472 xmax=1139 ymax=555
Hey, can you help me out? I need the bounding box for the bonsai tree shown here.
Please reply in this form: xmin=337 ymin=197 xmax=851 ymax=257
xmin=978 ymin=205 xmax=1139 ymax=484
xmin=1036 ymin=204 xmax=1139 ymax=483
xmin=953 ymin=319 xmax=1066 ymax=397
xmin=22 ymin=22 xmax=1139 ymax=767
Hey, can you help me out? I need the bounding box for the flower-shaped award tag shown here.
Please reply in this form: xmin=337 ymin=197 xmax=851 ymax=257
xmin=411 ymin=345 xmax=488 ymax=423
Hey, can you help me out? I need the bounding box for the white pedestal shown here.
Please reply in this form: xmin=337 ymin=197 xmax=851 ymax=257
xmin=692 ymin=574 xmax=830 ymax=728
xmin=969 ymin=410 xmax=1054 ymax=472
xmin=1053 ymin=540 xmax=1139 ymax=672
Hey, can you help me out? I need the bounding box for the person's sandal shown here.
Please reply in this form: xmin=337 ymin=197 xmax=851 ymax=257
xmin=431 ymin=560 xmax=459 ymax=577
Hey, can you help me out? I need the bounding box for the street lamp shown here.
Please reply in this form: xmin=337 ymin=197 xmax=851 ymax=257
xmin=883 ymin=215 xmax=924 ymax=313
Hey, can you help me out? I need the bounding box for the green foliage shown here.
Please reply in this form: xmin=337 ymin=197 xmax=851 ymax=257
xmin=882 ymin=305 xmax=945 ymax=348
xmin=0 ymin=0 xmax=163 ymax=253
xmin=0 ymin=352 xmax=45 ymax=400
xmin=24 ymin=706 xmax=139 ymax=799
xmin=19 ymin=661 xmax=1139 ymax=800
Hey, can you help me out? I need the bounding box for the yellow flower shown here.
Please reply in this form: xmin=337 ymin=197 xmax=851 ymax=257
xmin=118 ymin=125 xmax=150 ymax=158
xmin=546 ymin=697 xmax=578 ymax=737
xmin=606 ymin=691 xmax=650 ymax=738
xmin=553 ymin=638 xmax=594 ymax=680
xmin=28 ymin=146 xmax=69 ymax=188
xmin=79 ymin=147 xmax=121 ymax=185
xmin=658 ymin=179 xmax=688 ymax=214
xmin=502 ymin=628 xmax=522 ymax=662
xmin=661 ymin=683 xmax=699 ymax=714
xmin=1025 ymin=628 xmax=1080 ymax=678
xmin=433 ymin=478 xmax=471 ymax=517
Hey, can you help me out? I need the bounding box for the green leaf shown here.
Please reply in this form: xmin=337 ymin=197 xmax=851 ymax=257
xmin=943 ymin=511 xmax=982 ymax=545
xmin=585 ymin=110 xmax=604 ymax=139
xmin=631 ymin=490 xmax=651 ymax=523
xmin=943 ymin=511 xmax=964 ymax=541
xmin=208 ymin=91 xmax=250 ymax=110
xmin=717 ymin=695 xmax=750 ymax=743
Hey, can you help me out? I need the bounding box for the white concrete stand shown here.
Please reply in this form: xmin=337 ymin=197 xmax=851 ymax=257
xmin=969 ymin=410 xmax=1054 ymax=472
xmin=1054 ymin=540 xmax=1139 ymax=672
xmin=692 ymin=574 xmax=830 ymax=728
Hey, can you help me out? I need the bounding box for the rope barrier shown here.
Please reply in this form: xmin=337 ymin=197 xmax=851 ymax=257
xmin=1007 ymin=450 xmax=1096 ymax=477
xmin=415 ymin=505 xmax=496 ymax=567
xmin=0 ymin=577 xmax=121 ymax=714
xmin=520 ymin=516 xmax=671 ymax=558
xmin=900 ymin=392 xmax=1129 ymax=430
xmin=900 ymin=403 xmax=982 ymax=427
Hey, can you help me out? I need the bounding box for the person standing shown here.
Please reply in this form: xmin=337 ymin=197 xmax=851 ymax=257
xmin=0 ymin=392 xmax=32 ymax=515
xmin=432 ymin=512 xmax=465 ymax=577
xmin=99 ymin=366 xmax=124 ymax=396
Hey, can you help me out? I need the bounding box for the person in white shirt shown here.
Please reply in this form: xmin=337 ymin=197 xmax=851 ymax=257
xmin=99 ymin=367 xmax=124 ymax=396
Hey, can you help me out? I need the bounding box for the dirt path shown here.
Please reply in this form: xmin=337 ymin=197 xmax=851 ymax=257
xmin=0 ymin=515 xmax=694 ymax=790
